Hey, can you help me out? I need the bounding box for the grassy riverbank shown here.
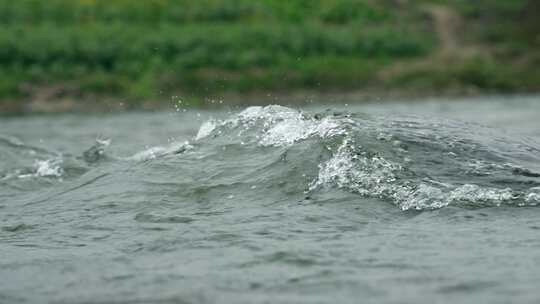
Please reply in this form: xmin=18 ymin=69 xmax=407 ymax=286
xmin=0 ymin=0 xmax=539 ymax=112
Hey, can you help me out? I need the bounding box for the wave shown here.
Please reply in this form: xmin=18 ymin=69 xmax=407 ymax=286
xmin=2 ymin=105 xmax=539 ymax=210
xmin=192 ymin=105 xmax=540 ymax=210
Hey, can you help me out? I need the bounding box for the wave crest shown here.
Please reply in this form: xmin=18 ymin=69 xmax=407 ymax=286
xmin=193 ymin=105 xmax=540 ymax=210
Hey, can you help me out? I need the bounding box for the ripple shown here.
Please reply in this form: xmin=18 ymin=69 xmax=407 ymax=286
xmin=134 ymin=213 xmax=195 ymax=224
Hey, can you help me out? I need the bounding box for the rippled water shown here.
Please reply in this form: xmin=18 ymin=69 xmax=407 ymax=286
xmin=1 ymin=96 xmax=540 ymax=303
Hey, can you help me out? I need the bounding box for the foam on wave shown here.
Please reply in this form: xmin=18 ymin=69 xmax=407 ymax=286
xmin=2 ymin=105 xmax=539 ymax=211
xmin=194 ymin=105 xmax=540 ymax=210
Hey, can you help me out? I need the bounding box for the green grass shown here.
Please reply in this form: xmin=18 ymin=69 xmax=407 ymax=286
xmin=0 ymin=0 xmax=537 ymax=107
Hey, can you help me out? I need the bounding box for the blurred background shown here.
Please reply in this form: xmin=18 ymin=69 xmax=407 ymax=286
xmin=0 ymin=0 xmax=538 ymax=113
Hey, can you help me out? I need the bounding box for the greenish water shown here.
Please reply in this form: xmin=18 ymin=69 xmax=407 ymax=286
xmin=1 ymin=96 xmax=540 ymax=303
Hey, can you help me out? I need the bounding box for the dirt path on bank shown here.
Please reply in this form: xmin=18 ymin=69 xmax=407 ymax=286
xmin=424 ymin=5 xmax=462 ymax=54
xmin=379 ymin=5 xmax=475 ymax=83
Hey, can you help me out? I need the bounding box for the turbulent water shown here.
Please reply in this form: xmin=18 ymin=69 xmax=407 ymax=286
xmin=1 ymin=96 xmax=540 ymax=303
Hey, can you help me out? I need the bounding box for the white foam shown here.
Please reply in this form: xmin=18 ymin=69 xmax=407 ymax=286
xmin=310 ymin=140 xmax=400 ymax=198
xmin=525 ymin=187 xmax=540 ymax=205
xmin=193 ymin=105 xmax=538 ymax=210
xmin=195 ymin=105 xmax=348 ymax=147
xmin=18 ymin=158 xmax=63 ymax=179
xmin=310 ymin=140 xmax=525 ymax=210
xmin=195 ymin=120 xmax=217 ymax=140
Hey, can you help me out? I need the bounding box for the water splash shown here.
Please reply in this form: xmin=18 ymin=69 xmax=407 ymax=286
xmin=17 ymin=158 xmax=63 ymax=179
xmin=195 ymin=105 xmax=348 ymax=147
xmin=194 ymin=105 xmax=540 ymax=210
xmin=3 ymin=105 xmax=539 ymax=211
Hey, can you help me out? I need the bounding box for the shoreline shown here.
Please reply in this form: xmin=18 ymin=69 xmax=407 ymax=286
xmin=1 ymin=88 xmax=536 ymax=116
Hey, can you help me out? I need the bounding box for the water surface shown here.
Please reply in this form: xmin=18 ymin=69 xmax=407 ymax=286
xmin=1 ymin=96 xmax=540 ymax=303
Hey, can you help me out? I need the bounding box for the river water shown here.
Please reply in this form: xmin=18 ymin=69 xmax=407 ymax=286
xmin=1 ymin=96 xmax=540 ymax=303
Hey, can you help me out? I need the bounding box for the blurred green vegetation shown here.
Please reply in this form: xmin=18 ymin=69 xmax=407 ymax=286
xmin=0 ymin=0 xmax=538 ymax=109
